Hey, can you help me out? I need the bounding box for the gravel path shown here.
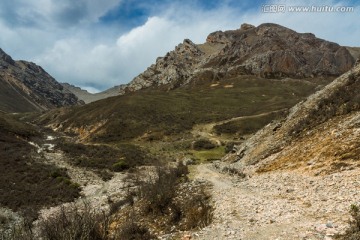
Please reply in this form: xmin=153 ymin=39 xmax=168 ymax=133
xmin=189 ymin=164 xmax=359 ymax=240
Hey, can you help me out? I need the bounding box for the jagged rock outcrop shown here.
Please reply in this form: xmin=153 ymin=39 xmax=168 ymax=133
xmin=125 ymin=23 xmax=355 ymax=92
xmin=225 ymin=64 xmax=360 ymax=174
xmin=127 ymin=39 xmax=205 ymax=91
xmin=0 ymin=48 xmax=83 ymax=112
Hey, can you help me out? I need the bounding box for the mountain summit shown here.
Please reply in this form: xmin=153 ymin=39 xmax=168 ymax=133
xmin=126 ymin=23 xmax=354 ymax=92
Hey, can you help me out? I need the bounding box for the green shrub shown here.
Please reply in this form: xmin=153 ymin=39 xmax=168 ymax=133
xmin=193 ymin=139 xmax=216 ymax=150
xmin=112 ymin=161 xmax=129 ymax=172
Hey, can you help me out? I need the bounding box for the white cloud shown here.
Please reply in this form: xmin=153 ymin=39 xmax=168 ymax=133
xmin=0 ymin=0 xmax=122 ymax=27
xmin=35 ymin=11 xmax=245 ymax=90
xmin=81 ymin=86 xmax=101 ymax=94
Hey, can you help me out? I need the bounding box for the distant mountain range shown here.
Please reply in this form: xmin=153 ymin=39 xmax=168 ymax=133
xmin=61 ymin=83 xmax=125 ymax=104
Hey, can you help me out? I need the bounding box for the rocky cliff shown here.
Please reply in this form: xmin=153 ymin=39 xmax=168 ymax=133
xmin=0 ymin=48 xmax=83 ymax=112
xmin=126 ymin=23 xmax=355 ymax=92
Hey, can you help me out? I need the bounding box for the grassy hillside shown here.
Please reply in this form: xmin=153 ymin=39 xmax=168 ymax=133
xmin=0 ymin=79 xmax=41 ymax=112
xmin=38 ymin=76 xmax=333 ymax=143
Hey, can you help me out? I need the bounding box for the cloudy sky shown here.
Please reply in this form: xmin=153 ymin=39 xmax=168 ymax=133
xmin=0 ymin=0 xmax=358 ymax=92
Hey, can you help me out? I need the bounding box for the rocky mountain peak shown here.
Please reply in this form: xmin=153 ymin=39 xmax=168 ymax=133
xmin=124 ymin=23 xmax=355 ymax=93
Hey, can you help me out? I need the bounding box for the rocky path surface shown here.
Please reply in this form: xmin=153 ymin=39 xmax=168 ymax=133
xmin=189 ymin=163 xmax=358 ymax=240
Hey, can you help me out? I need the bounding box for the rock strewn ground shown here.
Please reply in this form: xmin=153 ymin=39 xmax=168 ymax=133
xmin=188 ymin=163 xmax=358 ymax=240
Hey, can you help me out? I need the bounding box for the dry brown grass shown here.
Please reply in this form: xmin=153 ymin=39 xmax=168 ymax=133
xmin=109 ymin=163 xmax=213 ymax=237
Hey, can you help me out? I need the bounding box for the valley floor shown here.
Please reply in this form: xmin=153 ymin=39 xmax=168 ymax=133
xmin=30 ymin=134 xmax=129 ymax=229
xmin=189 ymin=163 xmax=358 ymax=240
xmin=3 ymin=112 xmax=358 ymax=240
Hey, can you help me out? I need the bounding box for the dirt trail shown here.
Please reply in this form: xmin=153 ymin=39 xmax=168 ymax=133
xmin=191 ymin=110 xmax=286 ymax=144
xmin=190 ymin=163 xmax=355 ymax=240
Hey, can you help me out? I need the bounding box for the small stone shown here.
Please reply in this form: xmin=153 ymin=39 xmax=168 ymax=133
xmin=315 ymin=224 xmax=327 ymax=232
xmin=326 ymin=222 xmax=334 ymax=228
xmin=181 ymin=234 xmax=192 ymax=240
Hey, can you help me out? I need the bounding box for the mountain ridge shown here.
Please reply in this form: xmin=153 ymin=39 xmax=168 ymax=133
xmin=0 ymin=48 xmax=83 ymax=113
xmin=124 ymin=23 xmax=355 ymax=93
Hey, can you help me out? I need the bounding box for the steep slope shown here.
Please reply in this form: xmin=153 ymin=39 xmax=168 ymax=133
xmin=0 ymin=48 xmax=83 ymax=113
xmin=226 ymin=64 xmax=360 ymax=175
xmin=126 ymin=23 xmax=354 ymax=92
xmin=61 ymin=83 xmax=126 ymax=104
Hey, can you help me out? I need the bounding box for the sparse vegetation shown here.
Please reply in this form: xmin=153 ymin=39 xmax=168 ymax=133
xmin=135 ymin=163 xmax=189 ymax=214
xmin=111 ymin=162 xmax=213 ymax=236
xmin=191 ymin=146 xmax=226 ymax=162
xmin=291 ymin=72 xmax=360 ymax=136
xmin=114 ymin=214 xmax=155 ymax=240
xmin=0 ymin=112 xmax=39 ymax=139
xmin=336 ymin=204 xmax=360 ymax=240
xmin=0 ymin=114 xmax=80 ymax=222
xmin=193 ymin=139 xmax=216 ymax=150
xmin=57 ymin=141 xmax=156 ymax=174
xmin=37 ymin=76 xmax=327 ymax=142
xmin=222 ymin=166 xmax=246 ymax=178
xmin=1 ymin=163 xmax=212 ymax=240
xmin=214 ymin=111 xmax=285 ymax=136
xmin=0 ymin=219 xmax=33 ymax=240
xmin=38 ymin=202 xmax=110 ymax=240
